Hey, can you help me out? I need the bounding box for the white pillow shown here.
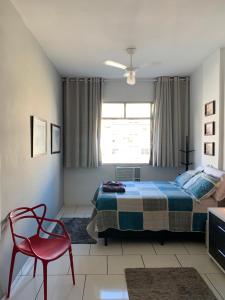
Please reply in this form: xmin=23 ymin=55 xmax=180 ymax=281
xmin=204 ymin=165 xmax=225 ymax=201
xmin=213 ymin=175 xmax=225 ymax=201
xmin=195 ymin=166 xmax=204 ymax=173
xmin=204 ymin=165 xmax=225 ymax=178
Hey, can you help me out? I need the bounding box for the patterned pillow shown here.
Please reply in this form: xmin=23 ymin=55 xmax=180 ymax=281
xmin=203 ymin=166 xmax=225 ymax=201
xmin=175 ymin=169 xmax=202 ymax=187
xmin=182 ymin=173 xmax=202 ymax=189
xmin=185 ymin=173 xmax=220 ymax=201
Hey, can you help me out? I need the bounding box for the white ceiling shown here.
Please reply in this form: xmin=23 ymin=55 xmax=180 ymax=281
xmin=11 ymin=0 xmax=225 ymax=78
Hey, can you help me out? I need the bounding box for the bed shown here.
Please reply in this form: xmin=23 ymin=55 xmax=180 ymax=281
xmin=87 ymin=180 xmax=224 ymax=244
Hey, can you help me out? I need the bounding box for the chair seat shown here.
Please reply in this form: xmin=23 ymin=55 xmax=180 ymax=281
xmin=18 ymin=235 xmax=71 ymax=260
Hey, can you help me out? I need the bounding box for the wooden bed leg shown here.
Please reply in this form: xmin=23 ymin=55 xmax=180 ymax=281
xmin=104 ymin=236 xmax=108 ymax=246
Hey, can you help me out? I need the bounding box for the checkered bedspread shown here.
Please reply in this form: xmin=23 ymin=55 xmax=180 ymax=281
xmin=87 ymin=181 xmax=210 ymax=239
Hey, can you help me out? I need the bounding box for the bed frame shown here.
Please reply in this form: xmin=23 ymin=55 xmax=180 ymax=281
xmin=98 ymin=229 xmax=205 ymax=246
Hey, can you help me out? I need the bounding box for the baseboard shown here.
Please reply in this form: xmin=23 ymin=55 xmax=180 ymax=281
xmin=1 ymin=207 xmax=64 ymax=299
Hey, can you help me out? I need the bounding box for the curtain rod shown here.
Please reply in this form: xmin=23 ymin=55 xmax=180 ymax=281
xmin=61 ymin=77 xmax=188 ymax=82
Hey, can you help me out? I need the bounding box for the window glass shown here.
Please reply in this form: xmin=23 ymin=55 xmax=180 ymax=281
xmin=101 ymin=102 xmax=152 ymax=164
xmin=102 ymin=103 xmax=124 ymax=118
xmin=126 ymin=103 xmax=151 ymax=118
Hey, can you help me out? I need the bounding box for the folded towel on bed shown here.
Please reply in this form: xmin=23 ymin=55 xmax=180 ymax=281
xmin=102 ymin=184 xmax=126 ymax=193
xmin=103 ymin=181 xmax=124 ymax=187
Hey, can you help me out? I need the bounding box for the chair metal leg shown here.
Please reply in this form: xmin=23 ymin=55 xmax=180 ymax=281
xmin=33 ymin=257 xmax=37 ymax=277
xmin=7 ymin=247 xmax=17 ymax=298
xmin=42 ymin=261 xmax=48 ymax=300
xmin=69 ymin=247 xmax=75 ymax=285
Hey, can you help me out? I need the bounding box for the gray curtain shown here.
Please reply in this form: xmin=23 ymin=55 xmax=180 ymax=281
xmin=150 ymin=76 xmax=189 ymax=167
xmin=63 ymin=78 xmax=102 ymax=168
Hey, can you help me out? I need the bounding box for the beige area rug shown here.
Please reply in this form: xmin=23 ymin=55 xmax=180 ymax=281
xmin=125 ymin=267 xmax=217 ymax=300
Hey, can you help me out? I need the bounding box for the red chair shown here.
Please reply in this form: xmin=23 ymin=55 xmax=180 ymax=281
xmin=7 ymin=204 xmax=75 ymax=300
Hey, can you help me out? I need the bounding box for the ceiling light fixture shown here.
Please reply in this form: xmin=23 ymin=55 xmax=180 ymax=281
xmin=104 ymin=47 xmax=140 ymax=86
xmin=126 ymin=70 xmax=136 ymax=85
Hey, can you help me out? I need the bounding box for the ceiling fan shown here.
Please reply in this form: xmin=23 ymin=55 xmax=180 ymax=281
xmin=104 ymin=48 xmax=139 ymax=85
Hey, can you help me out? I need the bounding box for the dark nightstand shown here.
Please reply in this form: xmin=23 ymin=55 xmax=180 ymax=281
xmin=208 ymin=208 xmax=225 ymax=272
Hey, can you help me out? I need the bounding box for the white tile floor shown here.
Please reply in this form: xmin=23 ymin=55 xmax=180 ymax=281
xmin=5 ymin=205 xmax=225 ymax=300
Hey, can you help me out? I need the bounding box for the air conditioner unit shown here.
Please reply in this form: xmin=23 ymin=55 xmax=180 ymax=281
xmin=115 ymin=167 xmax=141 ymax=181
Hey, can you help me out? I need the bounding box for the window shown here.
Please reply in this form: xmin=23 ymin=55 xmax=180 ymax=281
xmin=101 ymin=103 xmax=152 ymax=164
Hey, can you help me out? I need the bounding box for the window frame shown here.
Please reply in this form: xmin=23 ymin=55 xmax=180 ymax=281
xmin=101 ymin=101 xmax=153 ymax=165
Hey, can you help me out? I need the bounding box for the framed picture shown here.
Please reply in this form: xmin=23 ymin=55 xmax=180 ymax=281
xmin=51 ymin=124 xmax=61 ymax=154
xmin=204 ymin=121 xmax=215 ymax=136
xmin=31 ymin=116 xmax=47 ymax=157
xmin=205 ymin=100 xmax=216 ymax=116
xmin=204 ymin=142 xmax=215 ymax=156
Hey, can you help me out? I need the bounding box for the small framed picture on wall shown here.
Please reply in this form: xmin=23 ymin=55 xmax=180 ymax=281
xmin=204 ymin=142 xmax=215 ymax=156
xmin=51 ymin=124 xmax=61 ymax=154
xmin=205 ymin=100 xmax=216 ymax=116
xmin=31 ymin=116 xmax=47 ymax=157
xmin=204 ymin=121 xmax=215 ymax=136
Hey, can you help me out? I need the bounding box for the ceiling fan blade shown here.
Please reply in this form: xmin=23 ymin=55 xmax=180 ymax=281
xmin=104 ymin=60 xmax=127 ymax=70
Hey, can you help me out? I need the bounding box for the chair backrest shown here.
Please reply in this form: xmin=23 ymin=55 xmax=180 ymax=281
xmin=8 ymin=204 xmax=47 ymax=246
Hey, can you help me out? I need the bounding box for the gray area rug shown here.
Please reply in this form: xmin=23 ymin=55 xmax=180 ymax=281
xmin=125 ymin=268 xmax=216 ymax=300
xmin=51 ymin=218 xmax=96 ymax=244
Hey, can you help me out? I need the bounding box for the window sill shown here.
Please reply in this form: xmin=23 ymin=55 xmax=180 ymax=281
xmin=101 ymin=163 xmax=151 ymax=166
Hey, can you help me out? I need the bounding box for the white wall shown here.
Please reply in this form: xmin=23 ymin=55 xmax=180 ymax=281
xmin=64 ymin=165 xmax=177 ymax=205
xmin=221 ymin=48 xmax=225 ymax=170
xmin=102 ymin=80 xmax=154 ymax=102
xmin=190 ymin=63 xmax=203 ymax=168
xmin=0 ymin=0 xmax=63 ymax=295
xmin=190 ymin=48 xmax=224 ymax=169
xmin=64 ymin=80 xmax=178 ymax=206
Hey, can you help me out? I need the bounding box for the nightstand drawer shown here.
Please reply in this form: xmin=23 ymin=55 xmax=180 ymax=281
xmin=216 ymin=224 xmax=225 ymax=246
xmin=212 ymin=247 xmax=225 ymax=270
